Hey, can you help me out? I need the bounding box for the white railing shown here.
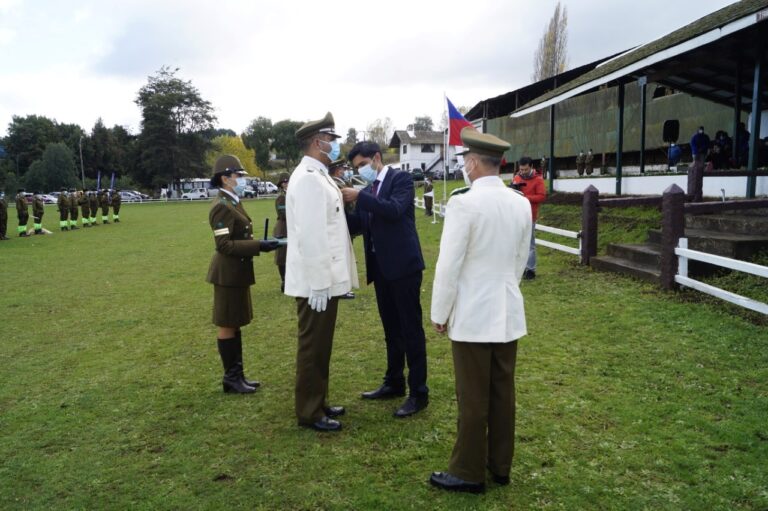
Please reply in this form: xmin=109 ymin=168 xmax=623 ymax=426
xmin=675 ymin=238 xmax=768 ymax=315
xmin=535 ymin=224 xmax=581 ymax=256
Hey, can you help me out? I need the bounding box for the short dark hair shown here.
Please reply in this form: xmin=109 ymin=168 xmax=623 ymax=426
xmin=348 ymin=141 xmax=381 ymax=162
xmin=519 ymin=156 xmax=533 ymax=166
xmin=210 ymin=170 xmax=237 ymax=188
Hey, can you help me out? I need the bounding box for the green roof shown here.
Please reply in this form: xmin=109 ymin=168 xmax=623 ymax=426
xmin=515 ymin=0 xmax=768 ymax=115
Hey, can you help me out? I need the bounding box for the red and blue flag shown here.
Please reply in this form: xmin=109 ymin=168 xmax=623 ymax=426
xmin=447 ymin=97 xmax=474 ymax=146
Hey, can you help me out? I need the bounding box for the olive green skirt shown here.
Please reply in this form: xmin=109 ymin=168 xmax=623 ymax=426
xmin=212 ymin=285 xmax=253 ymax=327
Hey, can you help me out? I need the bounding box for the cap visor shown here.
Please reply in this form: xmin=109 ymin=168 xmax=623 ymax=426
xmin=455 ymin=148 xmax=470 ymax=156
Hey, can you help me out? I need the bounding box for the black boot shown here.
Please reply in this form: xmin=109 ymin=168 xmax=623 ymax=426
xmin=217 ymin=338 xmax=256 ymax=394
xmin=235 ymin=331 xmax=261 ymax=388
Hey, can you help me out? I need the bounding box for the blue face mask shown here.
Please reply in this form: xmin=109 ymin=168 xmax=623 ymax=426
xmin=321 ymin=139 xmax=341 ymax=162
xmin=358 ymin=164 xmax=377 ymax=184
xmin=233 ymin=177 xmax=247 ymax=195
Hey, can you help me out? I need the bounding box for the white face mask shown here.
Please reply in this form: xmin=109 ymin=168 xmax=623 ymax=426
xmin=461 ymin=158 xmax=474 ymax=186
xmin=358 ymin=163 xmax=377 ymax=184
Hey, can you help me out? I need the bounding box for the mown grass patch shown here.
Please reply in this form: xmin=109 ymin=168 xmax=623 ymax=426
xmin=0 ymin=197 xmax=766 ymax=510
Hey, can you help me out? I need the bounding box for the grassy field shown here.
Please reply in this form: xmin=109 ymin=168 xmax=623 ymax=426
xmin=1 ymin=194 xmax=766 ymax=510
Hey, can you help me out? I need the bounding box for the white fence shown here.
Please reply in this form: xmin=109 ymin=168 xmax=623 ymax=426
xmin=675 ymin=238 xmax=768 ymax=315
xmin=535 ymin=224 xmax=581 ymax=257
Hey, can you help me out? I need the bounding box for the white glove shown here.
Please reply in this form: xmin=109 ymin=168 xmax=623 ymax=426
xmin=309 ymin=288 xmax=331 ymax=312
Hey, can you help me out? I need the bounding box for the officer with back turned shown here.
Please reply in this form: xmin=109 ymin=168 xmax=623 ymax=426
xmin=57 ymin=189 xmax=70 ymax=231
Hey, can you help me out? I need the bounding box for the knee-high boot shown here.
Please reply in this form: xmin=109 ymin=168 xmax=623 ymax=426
xmin=217 ymin=338 xmax=256 ymax=394
xmin=235 ymin=330 xmax=261 ymax=388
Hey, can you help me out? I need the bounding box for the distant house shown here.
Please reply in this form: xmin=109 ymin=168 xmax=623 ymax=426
xmin=388 ymin=130 xmax=459 ymax=174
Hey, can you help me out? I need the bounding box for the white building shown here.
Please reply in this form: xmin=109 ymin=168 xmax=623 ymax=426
xmin=388 ymin=130 xmax=460 ymax=175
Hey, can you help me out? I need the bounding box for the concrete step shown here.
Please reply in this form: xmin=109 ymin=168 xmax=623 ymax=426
xmin=606 ymin=243 xmax=661 ymax=267
xmin=646 ymin=228 xmax=768 ymax=259
xmin=590 ymin=255 xmax=661 ymax=284
xmin=685 ymin=214 xmax=768 ymax=235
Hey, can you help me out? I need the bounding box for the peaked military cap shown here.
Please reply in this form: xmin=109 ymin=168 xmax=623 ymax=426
xmin=277 ymin=173 xmax=290 ymax=184
xmin=295 ymin=112 xmax=341 ymax=140
xmin=213 ymin=154 xmax=248 ymax=175
xmin=456 ymin=127 xmax=510 ymax=158
xmin=328 ymin=158 xmax=346 ymax=171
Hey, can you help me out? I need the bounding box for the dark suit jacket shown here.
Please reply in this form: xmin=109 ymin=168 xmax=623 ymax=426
xmin=347 ymin=168 xmax=425 ymax=284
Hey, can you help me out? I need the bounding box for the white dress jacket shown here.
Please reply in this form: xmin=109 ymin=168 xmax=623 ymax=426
xmin=284 ymin=156 xmax=359 ymax=298
xmin=431 ymin=176 xmax=532 ymax=343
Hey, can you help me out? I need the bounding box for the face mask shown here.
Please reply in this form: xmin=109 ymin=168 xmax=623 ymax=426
xmin=461 ymin=159 xmax=474 ymax=186
xmin=233 ymin=177 xmax=247 ymax=195
xmin=358 ymin=164 xmax=377 ymax=184
xmin=320 ymin=139 xmax=341 ymax=162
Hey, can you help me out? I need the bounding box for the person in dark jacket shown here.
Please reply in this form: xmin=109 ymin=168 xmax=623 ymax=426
xmin=690 ymin=126 xmax=710 ymax=164
xmin=206 ymin=154 xmax=279 ymax=394
xmin=342 ymin=141 xmax=429 ymax=418
xmin=0 ymin=192 xmax=8 ymax=240
xmin=273 ymin=173 xmax=289 ymax=292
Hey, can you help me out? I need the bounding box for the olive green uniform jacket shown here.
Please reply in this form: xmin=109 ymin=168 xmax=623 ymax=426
xmin=57 ymin=194 xmax=70 ymax=220
xmin=78 ymin=193 xmax=90 ymax=218
xmin=206 ymin=191 xmax=263 ymax=326
xmin=32 ymin=197 xmax=44 ymax=220
xmin=273 ymin=191 xmax=287 ymax=266
xmin=0 ymin=197 xmax=7 ymax=236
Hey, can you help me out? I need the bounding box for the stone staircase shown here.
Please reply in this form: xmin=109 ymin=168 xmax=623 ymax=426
xmin=590 ymin=210 xmax=768 ymax=284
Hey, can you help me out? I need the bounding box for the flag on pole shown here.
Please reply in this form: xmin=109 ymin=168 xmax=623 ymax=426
xmin=96 ymin=170 xmax=101 ymax=190
xmin=110 ymin=172 xmax=116 ymax=190
xmin=447 ymin=97 xmax=474 ymax=146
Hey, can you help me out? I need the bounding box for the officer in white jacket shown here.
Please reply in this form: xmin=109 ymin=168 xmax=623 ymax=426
xmin=285 ymin=112 xmax=359 ymax=432
xmin=429 ymin=128 xmax=532 ymax=494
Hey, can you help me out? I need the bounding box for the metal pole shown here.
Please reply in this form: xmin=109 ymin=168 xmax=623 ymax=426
xmin=616 ymin=83 xmax=625 ymax=195
xmin=79 ymin=136 xmax=86 ymax=188
xmin=733 ymin=58 xmax=742 ymax=165
xmin=639 ymin=77 xmax=647 ymax=174
xmin=746 ymin=42 xmax=764 ymax=199
xmin=548 ymin=105 xmax=555 ymax=194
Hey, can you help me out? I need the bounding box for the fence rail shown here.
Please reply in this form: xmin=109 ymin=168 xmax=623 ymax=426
xmin=675 ymin=237 xmax=768 ymax=315
xmin=535 ymin=224 xmax=581 ymax=256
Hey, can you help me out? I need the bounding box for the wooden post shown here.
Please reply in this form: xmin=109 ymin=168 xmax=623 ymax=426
xmin=581 ymin=185 xmax=599 ymax=265
xmin=687 ymin=160 xmax=704 ymax=202
xmin=639 ymin=77 xmax=647 ymax=174
xmin=548 ymin=104 xmax=556 ymax=193
xmin=616 ymin=83 xmax=625 ymax=195
xmin=660 ymin=184 xmax=686 ymax=290
xmin=747 ymin=38 xmax=765 ymax=199
xmin=733 ymin=58 xmax=742 ymax=165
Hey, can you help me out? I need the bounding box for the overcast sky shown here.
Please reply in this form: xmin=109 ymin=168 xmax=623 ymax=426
xmin=0 ymin=0 xmax=737 ymax=138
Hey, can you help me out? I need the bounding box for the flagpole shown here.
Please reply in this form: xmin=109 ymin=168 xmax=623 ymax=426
xmin=443 ymin=93 xmax=448 ymax=207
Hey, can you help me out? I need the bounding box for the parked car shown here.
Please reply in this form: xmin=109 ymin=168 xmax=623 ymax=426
xmin=120 ymin=191 xmax=141 ymax=202
xmin=181 ymin=188 xmax=210 ymax=200
xmin=257 ymin=182 xmax=278 ymax=194
xmin=410 ymin=169 xmax=425 ymax=182
xmin=130 ymin=190 xmax=150 ymax=200
xmin=242 ymin=186 xmax=256 ymax=198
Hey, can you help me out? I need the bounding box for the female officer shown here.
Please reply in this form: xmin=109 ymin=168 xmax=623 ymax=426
xmin=273 ymin=173 xmax=289 ymax=292
xmin=207 ymin=154 xmax=279 ymax=394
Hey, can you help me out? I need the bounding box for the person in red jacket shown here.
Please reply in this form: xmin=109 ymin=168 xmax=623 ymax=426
xmin=512 ymin=156 xmax=547 ymax=280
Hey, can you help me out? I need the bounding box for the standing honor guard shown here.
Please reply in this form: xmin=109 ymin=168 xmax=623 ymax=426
xmin=285 ymin=112 xmax=358 ymax=432
xmin=79 ymin=190 xmax=91 ymax=227
xmin=57 ymin=189 xmax=70 ymax=231
xmin=207 ymin=155 xmax=279 ymax=394
xmin=273 ymin=173 xmax=289 ymax=292
xmin=0 ymin=192 xmax=8 ymax=240
xmin=16 ymin=189 xmax=29 ymax=237
xmin=111 ymin=190 xmax=122 ymax=222
xmin=32 ymin=192 xmax=45 ymax=235
xmin=88 ymin=190 xmax=99 ymax=226
xmin=99 ymin=189 xmax=110 ymax=224
xmin=68 ymin=189 xmax=80 ymax=229
xmin=430 ymin=128 xmax=532 ymax=494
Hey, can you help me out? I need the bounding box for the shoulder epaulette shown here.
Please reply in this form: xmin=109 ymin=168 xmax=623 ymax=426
xmin=450 ymin=186 xmax=470 ymax=197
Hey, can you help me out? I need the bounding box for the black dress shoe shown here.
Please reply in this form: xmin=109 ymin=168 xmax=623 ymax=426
xmin=361 ymin=384 xmax=406 ymax=400
xmin=394 ymin=395 xmax=428 ymax=418
xmin=339 ymin=292 xmax=355 ymax=299
xmin=429 ymin=472 xmax=484 ymax=494
xmin=299 ymin=416 xmax=342 ymax=432
xmin=523 ymin=269 xmax=536 ymax=280
xmin=324 ymin=406 xmax=345 ymax=417
xmin=489 ymin=472 xmax=510 ymax=485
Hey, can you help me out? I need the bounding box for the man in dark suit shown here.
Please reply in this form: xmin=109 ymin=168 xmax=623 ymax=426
xmin=341 ymin=141 xmax=429 ymax=418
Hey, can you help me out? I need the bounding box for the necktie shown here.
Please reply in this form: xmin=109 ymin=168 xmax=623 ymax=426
xmin=372 ymin=180 xmax=380 ymax=196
